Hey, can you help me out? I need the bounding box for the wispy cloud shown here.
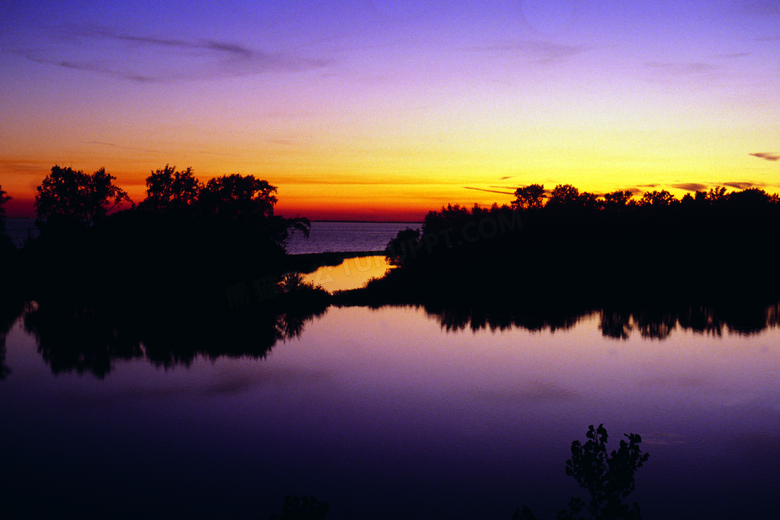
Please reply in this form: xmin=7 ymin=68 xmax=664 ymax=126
xmin=87 ymin=141 xmax=164 ymax=154
xmin=0 ymin=159 xmax=51 ymax=175
xmin=740 ymin=0 xmax=780 ymax=17
xmin=645 ymin=61 xmax=719 ymax=75
xmin=709 ymin=52 xmax=750 ymax=59
xmin=16 ymin=27 xmax=331 ymax=82
xmin=752 ymin=35 xmax=780 ymax=41
xmin=672 ymin=183 xmax=708 ymax=191
xmin=463 ymin=40 xmax=590 ymax=64
xmin=724 ymin=181 xmax=760 ymax=190
xmin=464 ymin=186 xmax=515 ymax=195
xmin=750 ymin=152 xmax=780 ymax=161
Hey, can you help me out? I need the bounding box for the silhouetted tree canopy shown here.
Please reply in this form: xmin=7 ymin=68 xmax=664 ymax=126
xmin=22 ymin=165 xmax=315 ymax=310
xmin=384 ymin=227 xmax=421 ymax=266
xmin=371 ymin=182 xmax=780 ymax=306
xmin=706 ymin=186 xmax=728 ymax=202
xmin=727 ymin=187 xmax=772 ymax=207
xmin=0 ymin=184 xmax=12 ymax=253
xmin=638 ymin=190 xmax=676 ymax=207
xmin=0 ymin=184 xmax=9 ymax=228
xmin=602 ymin=190 xmax=633 ymax=210
xmin=547 ymin=184 xmax=581 ymax=207
xmin=513 ymin=184 xmax=546 ymax=210
xmin=198 ymin=174 xmax=278 ymax=221
xmin=137 ymin=164 xmax=202 ymax=215
xmin=34 ymin=166 xmax=132 ymax=228
xmin=516 ymin=424 xmax=649 ymax=520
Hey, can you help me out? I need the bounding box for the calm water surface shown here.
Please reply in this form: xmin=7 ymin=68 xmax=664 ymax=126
xmin=285 ymin=221 xmax=419 ymax=254
xmin=2 ymin=305 xmax=779 ymax=519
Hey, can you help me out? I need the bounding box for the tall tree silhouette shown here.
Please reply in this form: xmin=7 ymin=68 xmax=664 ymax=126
xmin=0 ymin=184 xmax=9 ymax=231
xmin=546 ymin=184 xmax=581 ymax=207
xmin=602 ymin=190 xmax=633 ymax=210
xmin=638 ymin=190 xmax=676 ymax=207
xmin=384 ymin=227 xmax=421 ymax=266
xmin=516 ymin=424 xmax=649 ymax=520
xmin=198 ymin=174 xmax=278 ymax=221
xmin=0 ymin=184 xmax=12 ymax=252
xmin=34 ymin=166 xmax=132 ymax=228
xmin=513 ymin=184 xmax=546 ymax=210
xmin=138 ymin=164 xmax=202 ymax=215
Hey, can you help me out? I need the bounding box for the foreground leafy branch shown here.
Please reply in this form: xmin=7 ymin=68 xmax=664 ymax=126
xmin=516 ymin=424 xmax=649 ymax=520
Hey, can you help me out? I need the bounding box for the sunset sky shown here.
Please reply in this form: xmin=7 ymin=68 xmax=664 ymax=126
xmin=1 ymin=0 xmax=778 ymax=220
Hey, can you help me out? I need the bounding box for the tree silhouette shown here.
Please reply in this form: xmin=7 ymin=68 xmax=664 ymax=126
xmin=385 ymin=227 xmax=421 ymax=266
xmin=547 ymin=184 xmax=581 ymax=207
xmin=34 ymin=166 xmax=132 ymax=227
xmin=578 ymin=191 xmax=600 ymax=211
xmin=513 ymin=184 xmax=546 ymax=210
xmin=0 ymin=184 xmax=9 ymax=230
xmin=137 ymin=164 xmax=201 ymax=215
xmin=516 ymin=424 xmax=649 ymax=520
xmin=198 ymin=174 xmax=278 ymax=221
xmin=602 ymin=191 xmax=633 ymax=209
xmin=638 ymin=190 xmax=676 ymax=207
xmin=727 ymin=187 xmax=771 ymax=207
xmin=0 ymin=184 xmax=12 ymax=252
xmin=706 ymin=186 xmax=727 ymax=203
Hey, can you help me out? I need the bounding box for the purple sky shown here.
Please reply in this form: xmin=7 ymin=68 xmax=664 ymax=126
xmin=1 ymin=0 xmax=778 ymax=219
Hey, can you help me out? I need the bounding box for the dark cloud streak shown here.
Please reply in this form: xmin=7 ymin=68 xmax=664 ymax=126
xmin=723 ymin=181 xmax=760 ymax=190
xmin=17 ymin=26 xmax=331 ymax=82
xmin=464 ymin=186 xmax=516 ymax=195
xmin=645 ymin=61 xmax=719 ymax=74
xmin=750 ymin=152 xmax=780 ymax=161
xmin=672 ymin=183 xmax=708 ymax=191
xmin=463 ymin=40 xmax=590 ymax=64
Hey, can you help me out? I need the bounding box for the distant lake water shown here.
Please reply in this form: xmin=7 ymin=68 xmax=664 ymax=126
xmin=4 ymin=218 xmax=38 ymax=246
xmin=288 ymin=221 xmax=421 ymax=291
xmin=2 ymin=305 xmax=778 ymax=519
xmin=285 ymin=221 xmax=419 ymax=255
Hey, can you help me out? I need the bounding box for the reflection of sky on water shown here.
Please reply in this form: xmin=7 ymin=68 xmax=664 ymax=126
xmin=2 ymin=306 xmax=779 ymax=519
xmin=303 ymin=255 xmax=391 ymax=292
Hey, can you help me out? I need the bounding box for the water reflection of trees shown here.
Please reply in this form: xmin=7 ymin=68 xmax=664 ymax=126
xmin=421 ymin=302 xmax=588 ymax=334
xmin=422 ymin=301 xmax=780 ymax=340
xmin=19 ymin=301 xmax=326 ymax=379
xmin=0 ymin=300 xmax=23 ymax=380
xmin=5 ymin=298 xmax=780 ymax=378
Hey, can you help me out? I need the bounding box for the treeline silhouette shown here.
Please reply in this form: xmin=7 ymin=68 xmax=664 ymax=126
xmin=17 ymin=297 xmax=325 ymax=378
xmin=417 ymin=299 xmax=780 ymax=339
xmin=20 ymin=165 xmax=316 ymax=310
xmin=0 ymin=166 xmax=329 ymax=376
xmin=3 ymin=174 xmax=780 ymax=376
xmin=352 ymin=183 xmax=780 ymax=307
xmin=4 ymin=290 xmax=777 ymax=378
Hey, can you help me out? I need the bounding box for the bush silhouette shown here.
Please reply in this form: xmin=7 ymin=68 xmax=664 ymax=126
xmin=516 ymin=424 xmax=649 ymax=520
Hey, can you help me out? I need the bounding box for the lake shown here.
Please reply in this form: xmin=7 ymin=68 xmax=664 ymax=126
xmin=286 ymin=221 xmax=420 ymax=255
xmin=1 ymin=301 xmax=779 ymax=519
xmin=287 ymin=221 xmax=419 ymax=291
xmin=2 ymin=222 xmax=779 ymax=519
